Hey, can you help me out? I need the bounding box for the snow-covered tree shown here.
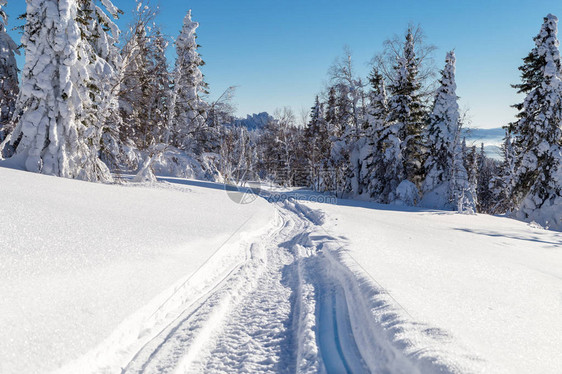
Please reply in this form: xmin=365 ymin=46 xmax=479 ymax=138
xmin=305 ymin=96 xmax=330 ymax=190
xmin=466 ymin=145 xmax=479 ymax=210
xmin=510 ymin=14 xmax=562 ymax=227
xmin=327 ymin=50 xmax=366 ymax=196
xmin=421 ymin=51 xmax=461 ymax=207
xmin=450 ymin=138 xmax=476 ymax=213
xmin=147 ymin=31 xmax=171 ymax=146
xmin=476 ymin=143 xmax=497 ymax=213
xmin=372 ymin=24 xmax=437 ymax=102
xmin=77 ymin=0 xmax=125 ymax=172
xmin=373 ymin=122 xmax=403 ymax=203
xmin=3 ymin=0 xmax=122 ymax=181
xmin=387 ymin=28 xmax=427 ymax=191
xmin=119 ymin=2 xmax=169 ymax=150
xmin=168 ymin=10 xmax=209 ymax=154
xmin=0 ymin=0 xmax=19 ymax=142
xmin=219 ymin=124 xmax=255 ymax=181
xmin=490 ymin=130 xmax=518 ymax=213
xmin=361 ymin=68 xmax=389 ymax=199
xmin=327 ymin=85 xmax=353 ymax=196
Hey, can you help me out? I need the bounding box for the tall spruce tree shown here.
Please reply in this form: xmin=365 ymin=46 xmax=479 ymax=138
xmin=510 ymin=14 xmax=562 ymax=227
xmin=422 ymin=51 xmax=460 ymax=205
xmin=304 ymin=96 xmax=330 ymax=190
xmin=147 ymin=30 xmax=171 ymax=146
xmin=78 ymin=0 xmax=124 ymax=172
xmin=387 ymin=29 xmax=427 ymax=192
xmin=477 ymin=143 xmax=496 ymax=213
xmin=119 ymin=2 xmax=169 ymax=151
xmin=0 ymin=0 xmax=19 ymax=142
xmin=490 ymin=130 xmax=518 ymax=213
xmin=362 ymin=68 xmax=390 ymax=199
xmin=450 ymin=137 xmax=475 ymax=213
xmin=321 ymin=86 xmax=339 ymax=192
xmin=4 ymin=0 xmax=121 ymax=181
xmin=466 ymin=145 xmax=479 ymax=211
xmin=168 ymin=10 xmax=209 ymax=154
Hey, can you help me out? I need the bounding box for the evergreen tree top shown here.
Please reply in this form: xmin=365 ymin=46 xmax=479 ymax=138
xmin=513 ymin=13 xmax=561 ymax=95
xmin=368 ymin=68 xmax=385 ymax=97
xmin=0 ymin=0 xmax=18 ymax=54
xmin=431 ymin=50 xmax=459 ymax=122
xmin=0 ymin=0 xmax=7 ymax=27
xmin=177 ymin=10 xmax=199 ymax=52
xmin=390 ymin=29 xmax=421 ymax=96
xmin=309 ymin=95 xmax=322 ymax=125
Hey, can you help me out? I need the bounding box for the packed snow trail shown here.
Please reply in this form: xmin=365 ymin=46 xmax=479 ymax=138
xmin=118 ymin=199 xmax=396 ymax=374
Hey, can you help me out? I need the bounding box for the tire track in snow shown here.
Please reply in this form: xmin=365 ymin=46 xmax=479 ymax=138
xmin=122 ymin=205 xmax=304 ymax=373
xmin=184 ymin=207 xmax=306 ymax=373
xmin=122 ymin=198 xmax=381 ymax=373
xmin=121 ymin=210 xmax=288 ymax=374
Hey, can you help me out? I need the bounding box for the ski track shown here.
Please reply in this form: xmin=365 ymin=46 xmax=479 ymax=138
xmin=119 ymin=199 xmax=407 ymax=374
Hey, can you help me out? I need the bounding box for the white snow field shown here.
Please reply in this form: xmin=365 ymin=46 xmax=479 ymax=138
xmin=303 ymin=194 xmax=562 ymax=374
xmin=0 ymin=166 xmax=275 ymax=374
xmin=1 ymin=166 xmax=562 ymax=374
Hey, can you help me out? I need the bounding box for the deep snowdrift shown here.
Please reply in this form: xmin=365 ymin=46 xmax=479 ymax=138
xmin=305 ymin=196 xmax=562 ymax=374
xmin=0 ymin=166 xmax=275 ymax=374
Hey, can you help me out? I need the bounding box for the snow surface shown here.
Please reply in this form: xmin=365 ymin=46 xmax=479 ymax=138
xmin=304 ymin=195 xmax=562 ymax=373
xmin=0 ymin=166 xmax=275 ymax=374
xmin=2 ymin=166 xmax=561 ymax=374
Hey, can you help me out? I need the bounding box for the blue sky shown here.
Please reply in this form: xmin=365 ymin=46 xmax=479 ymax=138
xmin=5 ymin=0 xmax=562 ymax=128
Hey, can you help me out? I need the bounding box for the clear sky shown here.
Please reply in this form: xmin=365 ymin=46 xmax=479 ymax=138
xmin=5 ymin=0 xmax=562 ymax=128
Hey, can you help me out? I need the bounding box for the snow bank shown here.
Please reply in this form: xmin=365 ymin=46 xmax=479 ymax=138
xmin=0 ymin=166 xmax=275 ymax=374
xmin=306 ymin=198 xmax=562 ymax=373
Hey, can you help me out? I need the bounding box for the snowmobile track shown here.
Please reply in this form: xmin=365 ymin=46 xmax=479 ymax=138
xmin=121 ymin=200 xmax=374 ymax=374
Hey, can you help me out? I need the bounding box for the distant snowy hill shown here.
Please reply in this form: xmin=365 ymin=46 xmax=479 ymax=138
xmin=463 ymin=127 xmax=505 ymax=159
xmin=231 ymin=112 xmax=273 ymax=131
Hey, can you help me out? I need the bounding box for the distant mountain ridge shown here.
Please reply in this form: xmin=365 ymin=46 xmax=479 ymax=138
xmin=231 ymin=112 xmax=273 ymax=131
xmin=463 ymin=127 xmax=504 ymax=159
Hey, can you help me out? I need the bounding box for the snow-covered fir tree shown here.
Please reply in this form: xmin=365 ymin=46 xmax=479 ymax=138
xmin=147 ymin=31 xmax=171 ymax=146
xmin=450 ymin=137 xmax=476 ymax=213
xmin=327 ymin=85 xmax=353 ymax=196
xmin=254 ymin=108 xmax=307 ymax=186
xmin=361 ymin=68 xmax=390 ymax=199
xmin=322 ymin=86 xmax=341 ymax=193
xmin=387 ymin=29 xmax=427 ymax=194
xmin=490 ymin=130 xmax=518 ymax=214
xmin=0 ymin=0 xmax=19 ymax=142
xmin=119 ymin=2 xmax=169 ymax=151
xmin=219 ymin=124 xmax=256 ymax=181
xmin=510 ymin=14 xmax=562 ymax=228
xmin=476 ymin=143 xmax=496 ymax=213
xmin=465 ymin=144 xmax=479 ymax=211
xmin=325 ymin=51 xmax=367 ymax=196
xmin=371 ymin=121 xmax=403 ymax=203
xmin=77 ymin=0 xmax=126 ymax=172
xmin=304 ymin=96 xmax=330 ymax=191
xmin=3 ymin=0 xmax=121 ymax=181
xmin=421 ymin=51 xmax=460 ymax=206
xmin=168 ymin=10 xmax=209 ymax=154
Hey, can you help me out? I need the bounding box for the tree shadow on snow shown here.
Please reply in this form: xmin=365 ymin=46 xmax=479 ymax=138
xmin=156 ymin=176 xmax=229 ymax=191
xmin=453 ymin=227 xmax=562 ymax=247
xmin=283 ymin=188 xmax=445 ymax=214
